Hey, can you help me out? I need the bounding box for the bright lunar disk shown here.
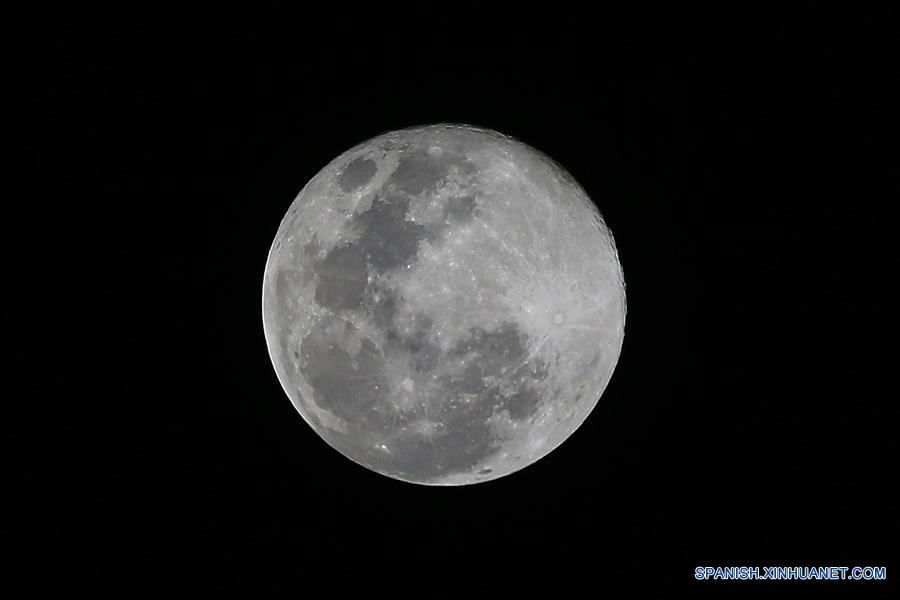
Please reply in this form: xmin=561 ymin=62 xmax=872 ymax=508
xmin=262 ymin=124 xmax=626 ymax=485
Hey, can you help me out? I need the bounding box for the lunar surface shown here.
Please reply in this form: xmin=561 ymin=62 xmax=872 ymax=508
xmin=262 ymin=124 xmax=625 ymax=485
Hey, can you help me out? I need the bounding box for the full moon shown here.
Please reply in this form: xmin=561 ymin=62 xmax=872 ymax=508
xmin=262 ymin=124 xmax=626 ymax=485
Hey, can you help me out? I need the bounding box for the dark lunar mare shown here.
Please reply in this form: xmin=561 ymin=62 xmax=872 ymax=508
xmin=368 ymin=321 xmax=548 ymax=480
xmin=366 ymin=284 xmax=442 ymax=373
xmin=313 ymin=146 xmax=480 ymax=313
xmin=311 ymin=183 xmax=430 ymax=314
xmin=388 ymin=148 xmax=476 ymax=195
xmin=296 ymin=315 xmax=550 ymax=481
xmin=443 ymin=322 xmax=547 ymax=422
xmin=443 ymin=194 xmax=477 ymax=224
xmin=354 ymin=192 xmax=427 ymax=273
xmin=312 ymin=244 xmax=368 ymax=311
xmin=299 ymin=319 xmax=392 ymax=432
xmin=337 ymin=157 xmax=376 ymax=192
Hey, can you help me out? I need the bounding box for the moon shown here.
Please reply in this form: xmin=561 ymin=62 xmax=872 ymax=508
xmin=262 ymin=124 xmax=626 ymax=485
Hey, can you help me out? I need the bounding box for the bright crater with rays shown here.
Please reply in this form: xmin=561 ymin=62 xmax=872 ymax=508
xmin=262 ymin=124 xmax=626 ymax=485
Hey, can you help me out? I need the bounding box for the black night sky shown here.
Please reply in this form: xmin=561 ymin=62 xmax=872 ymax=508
xmin=7 ymin=4 xmax=897 ymax=595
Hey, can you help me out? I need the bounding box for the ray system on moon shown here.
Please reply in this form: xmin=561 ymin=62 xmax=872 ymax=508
xmin=262 ymin=124 xmax=626 ymax=485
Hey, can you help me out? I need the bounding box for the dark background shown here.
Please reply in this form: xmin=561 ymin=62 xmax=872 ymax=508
xmin=7 ymin=3 xmax=897 ymax=595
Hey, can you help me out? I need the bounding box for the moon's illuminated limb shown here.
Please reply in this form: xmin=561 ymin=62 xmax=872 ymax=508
xmin=262 ymin=124 xmax=626 ymax=485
